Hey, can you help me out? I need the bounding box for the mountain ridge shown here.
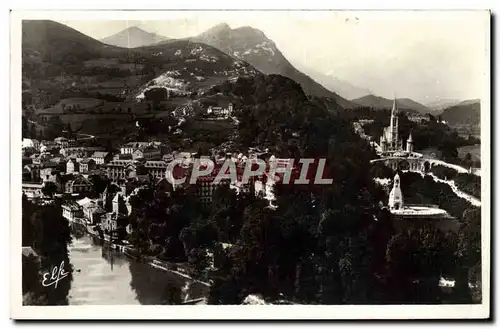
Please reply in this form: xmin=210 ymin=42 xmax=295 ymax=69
xmin=351 ymin=94 xmax=432 ymax=114
xmin=186 ymin=23 xmax=355 ymax=109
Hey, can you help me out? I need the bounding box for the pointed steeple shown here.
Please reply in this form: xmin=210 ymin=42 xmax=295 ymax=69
xmin=406 ymin=131 xmax=414 ymax=153
xmin=391 ymin=97 xmax=398 ymax=115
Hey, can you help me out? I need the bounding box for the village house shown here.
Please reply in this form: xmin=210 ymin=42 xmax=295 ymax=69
xmin=206 ymin=102 xmax=234 ymax=118
xmin=132 ymin=146 xmax=162 ymax=161
xmin=40 ymin=166 xmax=58 ymax=184
xmin=62 ymin=202 xmax=83 ymax=222
xmin=22 ymin=138 xmax=41 ymax=152
xmin=120 ymin=142 xmax=150 ymax=155
xmin=91 ymin=151 xmax=112 ymax=165
xmin=408 ymin=114 xmax=430 ymax=124
xmin=101 ymin=190 xmax=129 ymax=237
xmin=102 ymin=212 xmax=119 ymax=235
xmin=40 ymin=141 xmax=59 ymax=153
xmin=112 ymin=192 xmax=128 ymax=215
xmin=77 ymin=197 xmax=106 ymax=224
xmin=65 ymin=175 xmax=93 ymax=195
xmin=79 ymin=158 xmax=96 ymax=173
xmin=66 ymin=158 xmax=79 ymax=174
xmin=54 ymin=137 xmax=75 ymax=148
xmin=60 ymin=146 xmax=105 ymax=158
xmin=23 ymin=164 xmax=41 ymax=182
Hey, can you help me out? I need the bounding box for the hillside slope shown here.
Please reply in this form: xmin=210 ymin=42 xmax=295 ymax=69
xmin=441 ymin=100 xmax=480 ymax=126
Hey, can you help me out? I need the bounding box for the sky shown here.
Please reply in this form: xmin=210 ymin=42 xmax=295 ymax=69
xmin=57 ymin=11 xmax=489 ymax=104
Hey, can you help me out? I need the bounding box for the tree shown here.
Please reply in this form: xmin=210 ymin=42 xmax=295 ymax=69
xmin=455 ymin=207 xmax=481 ymax=303
xmin=23 ymin=200 xmax=73 ymax=305
xmin=384 ymin=226 xmax=457 ymax=304
xmin=161 ymin=283 xmax=182 ymax=304
xmin=41 ymin=182 xmax=58 ymax=198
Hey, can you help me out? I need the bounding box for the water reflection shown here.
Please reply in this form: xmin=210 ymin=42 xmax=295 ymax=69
xmin=68 ymin=228 xmax=209 ymax=305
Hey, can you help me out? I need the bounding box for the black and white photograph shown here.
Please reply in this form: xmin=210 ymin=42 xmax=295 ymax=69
xmin=10 ymin=9 xmax=490 ymax=319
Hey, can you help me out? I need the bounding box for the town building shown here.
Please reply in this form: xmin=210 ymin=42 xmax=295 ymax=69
xmin=54 ymin=137 xmax=68 ymax=148
xmin=113 ymin=153 xmax=133 ymax=161
xmin=40 ymin=167 xmax=58 ymax=184
xmin=62 ymin=202 xmax=84 ymax=222
xmin=60 ymin=146 xmax=105 ymax=158
xmin=193 ymin=164 xmax=231 ymax=206
xmin=132 ymin=146 xmax=161 ymax=161
xmin=106 ymin=160 xmax=139 ymax=181
xmin=407 ymin=114 xmax=430 ymax=124
xmin=91 ymin=151 xmax=112 ymax=165
xmin=65 ymin=175 xmax=93 ymax=195
xmin=66 ymin=158 xmax=79 ymax=174
xmin=120 ymin=142 xmax=150 ymax=155
xmin=76 ymin=197 xmax=105 ymax=224
xmin=22 ymin=182 xmax=44 ymax=199
xmin=144 ymin=161 xmax=168 ymax=180
xmin=22 ymin=138 xmax=40 ymax=151
xmin=23 ymin=164 xmax=41 ymax=182
xmin=40 ymin=141 xmax=59 ymax=153
xmin=206 ymin=103 xmax=234 ymax=118
xmin=102 ymin=212 xmax=119 ymax=235
xmin=79 ymin=158 xmax=96 ymax=173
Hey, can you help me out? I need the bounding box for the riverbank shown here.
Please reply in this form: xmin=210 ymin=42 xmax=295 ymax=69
xmin=73 ymin=221 xmax=212 ymax=287
xmin=67 ymin=233 xmax=210 ymax=305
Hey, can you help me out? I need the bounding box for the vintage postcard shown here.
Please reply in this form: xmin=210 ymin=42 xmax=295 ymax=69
xmin=10 ymin=10 xmax=490 ymax=319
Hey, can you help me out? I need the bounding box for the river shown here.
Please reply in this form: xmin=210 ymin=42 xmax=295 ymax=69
xmin=67 ymin=225 xmax=209 ymax=305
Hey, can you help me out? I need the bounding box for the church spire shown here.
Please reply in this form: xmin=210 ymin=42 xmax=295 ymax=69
xmin=392 ymin=96 xmax=398 ymax=116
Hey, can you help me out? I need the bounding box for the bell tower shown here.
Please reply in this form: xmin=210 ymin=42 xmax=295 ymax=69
xmin=388 ymin=173 xmax=404 ymax=210
xmin=389 ymin=98 xmax=399 ymax=150
xmin=406 ymin=132 xmax=414 ymax=153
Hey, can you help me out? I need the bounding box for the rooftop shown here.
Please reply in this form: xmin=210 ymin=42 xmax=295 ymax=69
xmin=91 ymin=151 xmax=109 ymax=158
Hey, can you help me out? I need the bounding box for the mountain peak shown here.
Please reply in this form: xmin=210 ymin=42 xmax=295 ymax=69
xmin=190 ymin=24 xmax=354 ymax=109
xmin=123 ymin=26 xmax=147 ymax=33
xmin=208 ymin=22 xmax=231 ymax=32
xmin=101 ymin=27 xmax=168 ymax=48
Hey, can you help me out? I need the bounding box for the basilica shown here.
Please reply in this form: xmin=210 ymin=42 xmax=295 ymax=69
xmin=379 ymin=98 xmax=414 ymax=154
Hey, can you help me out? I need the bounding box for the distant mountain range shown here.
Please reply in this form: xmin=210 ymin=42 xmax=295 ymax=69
xmin=100 ymin=27 xmax=169 ymax=48
xmin=293 ymin=65 xmax=372 ymax=100
xmin=98 ymin=23 xmax=355 ymax=109
xmin=440 ymin=99 xmax=480 ymax=126
xmin=424 ymin=99 xmax=463 ymax=112
xmin=351 ymin=94 xmax=431 ymax=114
xmin=22 ymin=20 xmax=259 ymax=98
